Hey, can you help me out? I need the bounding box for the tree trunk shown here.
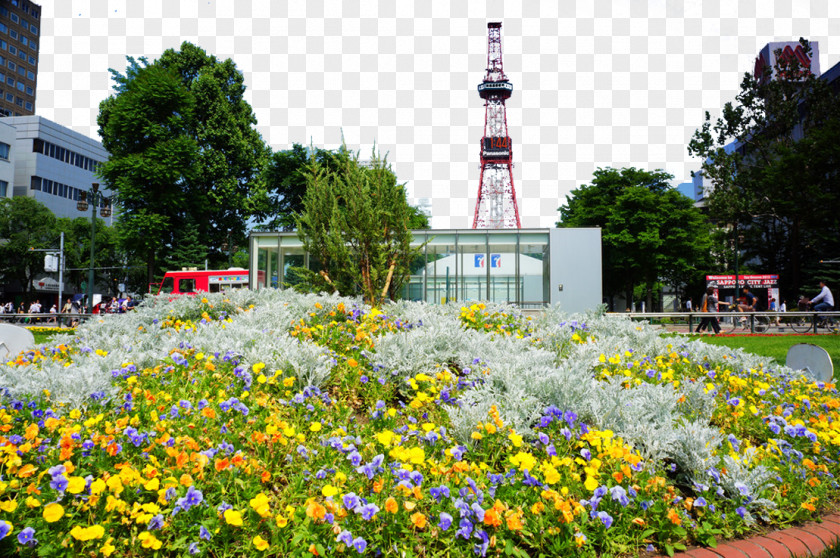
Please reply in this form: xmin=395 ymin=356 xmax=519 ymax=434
xmin=146 ymin=251 xmax=156 ymax=292
xmin=646 ymin=283 xmax=654 ymax=313
xmin=625 ymin=281 xmax=634 ymax=312
xmin=381 ymin=260 xmax=396 ymax=303
xmin=790 ymin=217 xmax=801 ymax=296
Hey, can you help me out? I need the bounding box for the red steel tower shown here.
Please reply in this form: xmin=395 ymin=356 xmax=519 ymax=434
xmin=472 ymin=22 xmax=521 ymax=229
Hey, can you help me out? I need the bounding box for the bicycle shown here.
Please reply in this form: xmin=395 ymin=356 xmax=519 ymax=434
xmin=719 ymin=303 xmax=751 ymax=333
xmin=718 ymin=303 xmax=777 ymax=333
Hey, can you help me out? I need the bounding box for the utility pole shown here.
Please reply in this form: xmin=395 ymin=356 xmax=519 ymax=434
xmin=77 ymin=183 xmax=113 ymax=312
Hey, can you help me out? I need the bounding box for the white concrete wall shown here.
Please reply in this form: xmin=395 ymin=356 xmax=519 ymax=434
xmin=4 ymin=115 xmax=111 ymax=221
xmin=0 ymin=120 xmax=15 ymax=199
xmin=549 ymin=227 xmax=602 ymax=313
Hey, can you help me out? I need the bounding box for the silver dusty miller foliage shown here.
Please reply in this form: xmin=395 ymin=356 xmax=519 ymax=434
xmin=0 ymin=294 xmax=808 ymax=508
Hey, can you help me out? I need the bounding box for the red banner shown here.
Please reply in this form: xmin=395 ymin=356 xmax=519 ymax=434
xmin=706 ymin=274 xmax=778 ymax=287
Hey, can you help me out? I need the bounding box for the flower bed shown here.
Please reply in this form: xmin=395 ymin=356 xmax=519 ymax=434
xmin=0 ymin=292 xmax=837 ymax=557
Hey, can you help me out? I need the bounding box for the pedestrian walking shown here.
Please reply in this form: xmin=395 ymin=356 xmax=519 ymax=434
xmin=696 ymin=287 xmax=721 ymax=334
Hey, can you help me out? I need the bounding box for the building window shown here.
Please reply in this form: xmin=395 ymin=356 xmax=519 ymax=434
xmin=4 ymin=92 xmax=12 ymax=101
xmin=29 ymin=176 xmax=40 ymax=191
xmin=9 ymin=30 xmax=17 ymax=40
xmin=10 ymin=1 xmax=18 ymax=7
xmin=17 ymin=50 xmax=24 ymax=61
xmin=24 ymin=101 xmax=31 ymax=111
xmin=0 ymin=142 xmax=9 ymax=160
xmin=20 ymin=36 xmax=26 ymax=46
xmin=16 ymin=82 xmax=23 ymax=91
xmin=29 ymin=42 xmax=36 ymax=51
xmin=0 ymin=41 xmax=6 ymax=50
xmin=15 ymin=96 xmax=23 ymax=106
xmin=0 ymin=23 xmax=7 ymax=33
xmin=16 ymin=65 xmax=23 ymax=76
xmin=0 ymin=180 xmax=7 ymax=197
xmin=26 ymin=70 xmax=33 ymax=79
xmin=5 ymin=76 xmax=12 ymax=85
xmin=30 ymin=25 xmax=37 ymax=34
xmin=10 ymin=14 xmax=19 ymax=24
xmin=25 ymin=85 xmax=31 ymax=95
xmin=7 ymin=48 xmax=14 ymax=57
xmin=27 ymin=55 xmax=33 ymax=64
xmin=0 ymin=8 xmax=7 ymax=17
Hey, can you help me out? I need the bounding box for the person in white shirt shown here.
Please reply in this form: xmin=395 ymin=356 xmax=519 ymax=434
xmin=809 ymin=281 xmax=835 ymax=312
xmin=809 ymin=281 xmax=835 ymax=326
xmin=775 ymin=299 xmax=787 ymax=326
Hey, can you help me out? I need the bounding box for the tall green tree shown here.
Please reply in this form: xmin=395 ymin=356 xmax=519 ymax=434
xmin=97 ymin=42 xmax=269 ymax=284
xmin=163 ymin=220 xmax=208 ymax=273
xmin=0 ymin=197 xmax=58 ymax=301
xmin=258 ymin=144 xmax=328 ymax=231
xmin=688 ymin=39 xmax=840 ymax=297
xmin=557 ymin=167 xmax=712 ymax=310
xmin=56 ymin=217 xmax=125 ymax=296
xmin=296 ymin=146 xmax=422 ymax=305
xmin=258 ymin=143 xmax=432 ymax=233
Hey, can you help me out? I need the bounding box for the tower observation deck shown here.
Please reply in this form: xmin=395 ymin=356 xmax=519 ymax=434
xmin=472 ymin=22 xmax=521 ymax=229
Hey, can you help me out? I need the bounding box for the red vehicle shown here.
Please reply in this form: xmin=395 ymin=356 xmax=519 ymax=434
xmin=151 ymin=268 xmax=251 ymax=296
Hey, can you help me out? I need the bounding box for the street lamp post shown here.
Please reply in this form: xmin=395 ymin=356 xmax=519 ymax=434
xmin=77 ymin=183 xmax=112 ymax=312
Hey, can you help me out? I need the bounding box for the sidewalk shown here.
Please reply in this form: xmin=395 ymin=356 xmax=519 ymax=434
xmin=658 ymin=514 xmax=840 ymax=557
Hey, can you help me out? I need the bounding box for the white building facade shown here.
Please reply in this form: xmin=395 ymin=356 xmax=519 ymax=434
xmin=3 ymin=115 xmax=111 ymax=220
xmin=0 ymin=119 xmax=15 ymax=199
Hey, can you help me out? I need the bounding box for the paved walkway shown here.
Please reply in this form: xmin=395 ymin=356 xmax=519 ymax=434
xmin=658 ymin=514 xmax=840 ymax=557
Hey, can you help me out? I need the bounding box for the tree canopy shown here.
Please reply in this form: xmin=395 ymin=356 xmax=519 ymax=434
xmin=97 ymin=42 xmax=269 ymax=283
xmin=257 ymin=143 xmax=430 ymax=233
xmin=557 ymin=167 xmax=712 ymax=310
xmin=688 ymin=39 xmax=840 ymax=296
xmin=0 ymin=197 xmax=57 ymax=301
xmin=295 ymin=146 xmax=423 ymax=305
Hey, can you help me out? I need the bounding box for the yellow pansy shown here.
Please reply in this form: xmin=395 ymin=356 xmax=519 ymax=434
xmin=253 ymin=535 xmax=270 ymax=551
xmin=0 ymin=500 xmax=16 ymax=512
xmin=249 ymin=493 xmax=271 ymax=517
xmin=66 ymin=476 xmax=86 ymax=494
xmin=224 ymin=509 xmax=243 ymax=526
xmin=100 ymin=538 xmax=116 ymax=556
xmin=70 ymin=524 xmax=105 ymax=541
xmin=42 ymin=502 xmax=64 ymax=523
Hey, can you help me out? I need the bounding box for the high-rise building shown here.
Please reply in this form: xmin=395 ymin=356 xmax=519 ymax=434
xmin=0 ymin=0 xmax=40 ymax=117
xmin=3 ymin=115 xmax=111 ymax=221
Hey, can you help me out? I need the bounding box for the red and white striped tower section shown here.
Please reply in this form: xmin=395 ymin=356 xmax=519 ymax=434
xmin=472 ymin=22 xmax=521 ymax=229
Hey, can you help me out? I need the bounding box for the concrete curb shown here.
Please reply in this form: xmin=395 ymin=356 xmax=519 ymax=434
xmin=656 ymin=514 xmax=840 ymax=557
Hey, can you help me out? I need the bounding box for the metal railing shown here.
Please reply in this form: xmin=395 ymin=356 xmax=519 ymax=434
xmin=0 ymin=313 xmax=92 ymax=327
xmin=607 ymin=311 xmax=840 ymax=334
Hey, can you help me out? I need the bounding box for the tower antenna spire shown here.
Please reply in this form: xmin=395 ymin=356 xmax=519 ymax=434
xmin=472 ymin=22 xmax=521 ymax=229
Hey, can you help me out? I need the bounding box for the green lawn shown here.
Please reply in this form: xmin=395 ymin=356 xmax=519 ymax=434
xmin=32 ymin=330 xmax=72 ymax=345
xmin=684 ymin=334 xmax=840 ymax=376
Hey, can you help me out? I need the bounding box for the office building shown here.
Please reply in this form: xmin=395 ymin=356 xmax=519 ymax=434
xmin=4 ymin=115 xmax=111 ymax=220
xmin=0 ymin=0 xmax=40 ymax=117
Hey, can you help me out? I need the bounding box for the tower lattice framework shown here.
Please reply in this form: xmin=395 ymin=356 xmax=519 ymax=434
xmin=472 ymin=22 xmax=521 ymax=229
